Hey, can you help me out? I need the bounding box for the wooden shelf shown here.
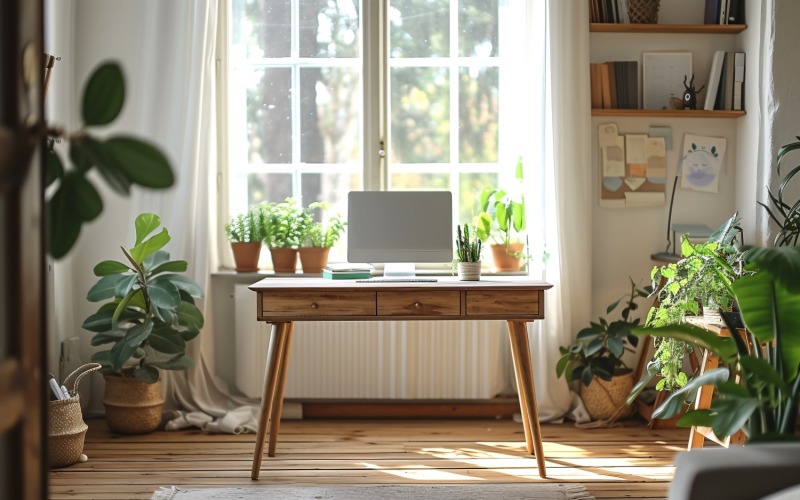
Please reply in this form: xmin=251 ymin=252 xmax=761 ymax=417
xmin=590 ymin=23 xmax=746 ymax=34
xmin=592 ymin=109 xmax=745 ymax=118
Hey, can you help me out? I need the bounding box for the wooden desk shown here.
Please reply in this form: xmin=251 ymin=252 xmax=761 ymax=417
xmin=248 ymin=277 xmax=553 ymax=479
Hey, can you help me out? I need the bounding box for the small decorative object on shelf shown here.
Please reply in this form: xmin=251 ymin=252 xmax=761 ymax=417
xmin=454 ymin=224 xmax=482 ymax=281
xmin=681 ymin=74 xmax=705 ymax=110
xmin=628 ymin=0 xmax=660 ymax=24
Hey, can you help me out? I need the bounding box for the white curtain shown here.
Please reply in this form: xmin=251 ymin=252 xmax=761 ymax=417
xmin=122 ymin=0 xmax=262 ymax=433
xmin=515 ymin=0 xmax=593 ymax=421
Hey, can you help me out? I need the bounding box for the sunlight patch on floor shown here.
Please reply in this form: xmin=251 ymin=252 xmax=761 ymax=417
xmin=359 ymin=462 xmax=482 ymax=481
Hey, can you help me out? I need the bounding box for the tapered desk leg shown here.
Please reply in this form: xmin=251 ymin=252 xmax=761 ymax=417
xmin=251 ymin=321 xmax=291 ymax=480
xmin=507 ymin=320 xmax=547 ymax=478
xmin=268 ymin=322 xmax=295 ymax=457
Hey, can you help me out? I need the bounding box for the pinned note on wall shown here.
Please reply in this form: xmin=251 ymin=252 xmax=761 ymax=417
xmin=599 ymin=123 xmax=667 ymax=208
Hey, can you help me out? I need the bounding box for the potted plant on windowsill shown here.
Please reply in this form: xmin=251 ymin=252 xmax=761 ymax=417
xmin=453 ymin=223 xmax=482 ymax=281
xmin=262 ymin=198 xmax=312 ymax=273
xmin=477 ymin=156 xmax=527 ymax=272
xmin=298 ymin=202 xmax=346 ymax=274
xmin=225 ymin=205 xmax=266 ymax=272
xmin=83 ymin=213 xmax=204 ymax=434
xmin=556 ymin=278 xmax=651 ymax=421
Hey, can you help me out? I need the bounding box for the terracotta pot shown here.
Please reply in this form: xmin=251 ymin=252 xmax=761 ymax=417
xmin=298 ymin=247 xmax=331 ymax=274
xmin=269 ymin=247 xmax=298 ymax=273
xmin=457 ymin=261 xmax=482 ymax=281
xmin=102 ymin=374 xmax=164 ymax=434
xmin=579 ymin=370 xmax=635 ymax=421
xmin=230 ymin=242 xmax=262 ymax=272
xmin=490 ymin=243 xmax=524 ymax=272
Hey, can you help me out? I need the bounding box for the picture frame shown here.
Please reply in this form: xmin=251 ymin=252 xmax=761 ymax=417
xmin=642 ymin=52 xmax=693 ymax=110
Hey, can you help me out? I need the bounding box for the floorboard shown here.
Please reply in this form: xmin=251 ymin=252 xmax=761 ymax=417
xmin=49 ymin=417 xmax=690 ymax=499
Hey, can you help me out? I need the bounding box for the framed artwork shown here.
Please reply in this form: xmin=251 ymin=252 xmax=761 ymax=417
xmin=642 ymin=52 xmax=693 ymax=110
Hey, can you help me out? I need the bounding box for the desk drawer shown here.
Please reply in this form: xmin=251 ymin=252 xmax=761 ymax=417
xmin=466 ymin=290 xmax=540 ymax=316
xmin=262 ymin=291 xmax=375 ymax=317
xmin=377 ymin=291 xmax=460 ymax=316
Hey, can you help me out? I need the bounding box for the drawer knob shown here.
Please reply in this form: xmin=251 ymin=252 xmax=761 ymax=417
xmin=414 ymin=302 xmax=421 ymax=309
xmin=310 ymin=303 xmax=319 ymax=310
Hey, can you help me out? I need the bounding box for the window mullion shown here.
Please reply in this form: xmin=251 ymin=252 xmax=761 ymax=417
xmin=291 ymin=1 xmax=302 ymax=199
xmin=449 ymin=1 xmax=459 ymax=211
xmin=362 ymin=0 xmax=387 ymax=191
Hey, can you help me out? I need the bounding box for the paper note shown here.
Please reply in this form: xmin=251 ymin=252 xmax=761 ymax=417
xmin=645 ymin=137 xmax=667 ymax=179
xmin=680 ymin=134 xmax=726 ymax=193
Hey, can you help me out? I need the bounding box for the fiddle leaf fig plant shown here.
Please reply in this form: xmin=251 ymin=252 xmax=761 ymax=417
xmin=83 ymin=213 xmax=204 ymax=383
xmin=45 ymin=61 xmax=174 ymax=259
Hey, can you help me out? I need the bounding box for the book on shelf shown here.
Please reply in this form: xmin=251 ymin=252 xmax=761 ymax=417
xmin=590 ymin=61 xmax=638 ymax=109
xmin=706 ymin=51 xmax=745 ymax=111
xmin=322 ymin=269 xmax=373 ymax=280
xmin=704 ymin=51 xmax=725 ymax=110
xmin=704 ymin=0 xmax=745 ymax=25
xmin=589 ymin=0 xmax=631 ymax=24
xmin=733 ymin=52 xmax=745 ymax=110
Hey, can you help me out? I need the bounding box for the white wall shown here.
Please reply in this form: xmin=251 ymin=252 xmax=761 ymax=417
xmin=589 ymin=1 xmax=740 ymax=333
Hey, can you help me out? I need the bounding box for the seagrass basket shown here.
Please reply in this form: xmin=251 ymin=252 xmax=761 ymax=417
xmin=102 ymin=373 xmax=164 ymax=434
xmin=629 ymin=0 xmax=660 ymax=24
xmin=48 ymin=363 xmax=101 ymax=468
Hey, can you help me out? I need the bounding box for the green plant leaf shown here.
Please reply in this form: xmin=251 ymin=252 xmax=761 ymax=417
xmin=45 ymin=149 xmax=64 ymax=188
xmin=608 ymin=337 xmax=625 ymax=358
xmin=113 ymin=273 xmax=137 ymax=298
xmin=180 ymin=329 xmax=200 ymax=342
xmin=83 ymin=137 xmax=132 ymax=195
xmin=134 ymin=213 xmax=161 ymax=246
xmin=157 ymin=307 xmax=178 ymax=326
xmin=676 ymin=409 xmax=715 ymax=428
xmin=175 ymin=301 xmax=204 ymax=330
xmin=147 ymin=278 xmax=181 ymax=310
xmin=739 ymin=356 xmax=789 ymax=392
xmin=148 ymin=354 xmax=193 ymax=371
xmin=82 ymin=310 xmax=114 ymax=333
xmin=134 ymin=365 xmax=159 ymax=384
xmin=149 ymin=260 xmax=188 ymax=276
xmin=130 ymin=227 xmax=170 ymax=264
xmin=158 ymin=274 xmax=204 ymax=298
xmin=90 ymin=350 xmax=112 ymax=368
xmin=148 ymin=327 xmax=186 ymax=354
xmin=90 ymin=331 xmax=124 ymax=346
xmin=110 ymin=320 xmax=153 ymax=370
xmin=69 ymin=141 xmax=92 ymax=173
xmin=86 ymin=274 xmax=127 ymax=302
xmin=744 ymin=246 xmax=800 ymax=294
xmin=653 ymin=368 xmax=729 ymax=419
xmin=82 ymin=62 xmax=125 ymax=126
xmin=69 ymin=173 xmax=103 ymax=222
xmin=47 ymin=182 xmax=81 ymax=259
xmin=93 ymin=260 xmax=130 ymax=276
xmin=633 ymin=324 xmax=738 ymax=362
xmin=143 ymin=249 xmax=170 ymax=270
xmin=102 ymin=136 xmax=174 ymax=188
xmin=111 ymin=287 xmax=137 ymax=325
xmin=710 ymin=398 xmax=760 ymax=439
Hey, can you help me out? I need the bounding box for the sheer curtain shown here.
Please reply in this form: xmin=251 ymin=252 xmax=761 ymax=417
xmin=512 ymin=0 xmax=592 ymax=420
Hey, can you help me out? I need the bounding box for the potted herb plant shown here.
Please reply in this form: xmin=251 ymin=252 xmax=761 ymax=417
xmin=634 ymin=245 xmax=800 ymax=442
xmin=83 ymin=213 xmax=204 ymax=434
xmin=298 ymin=202 xmax=346 ymax=274
xmin=476 ymin=157 xmax=526 ymax=272
xmin=261 ymin=198 xmax=312 ymax=273
xmin=453 ymin=223 xmax=482 ymax=281
xmin=225 ymin=205 xmax=266 ymax=272
xmin=556 ymin=278 xmax=651 ymax=420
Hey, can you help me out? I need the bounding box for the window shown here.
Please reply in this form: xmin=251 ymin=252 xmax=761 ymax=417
xmin=224 ymin=0 xmax=523 ymax=265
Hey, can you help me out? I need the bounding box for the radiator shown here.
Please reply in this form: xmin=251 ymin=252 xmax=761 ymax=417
xmin=234 ymin=284 xmax=509 ymax=399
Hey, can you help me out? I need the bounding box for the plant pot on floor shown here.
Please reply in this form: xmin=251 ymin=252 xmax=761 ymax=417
xmin=298 ymin=247 xmax=330 ymax=274
xmin=269 ymin=247 xmax=298 ymax=273
xmin=580 ymin=370 xmax=635 ymax=421
xmin=102 ymin=374 xmax=164 ymax=434
xmin=230 ymin=242 xmax=262 ymax=272
xmin=490 ymin=243 xmax=524 ymax=272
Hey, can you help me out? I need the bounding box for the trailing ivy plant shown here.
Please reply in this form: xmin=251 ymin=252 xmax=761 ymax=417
xmin=83 ymin=213 xmax=204 ymax=383
xmin=45 ymin=62 xmax=174 ymax=259
xmin=631 ymin=214 xmax=748 ymax=397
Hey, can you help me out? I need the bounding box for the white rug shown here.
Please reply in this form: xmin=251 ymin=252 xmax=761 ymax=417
xmin=152 ymin=483 xmax=594 ymax=499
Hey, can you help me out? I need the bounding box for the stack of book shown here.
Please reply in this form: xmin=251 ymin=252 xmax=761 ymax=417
xmin=589 ymin=0 xmax=630 ymax=23
xmin=704 ymin=0 xmax=746 ymax=25
xmin=703 ymin=51 xmax=745 ymax=111
xmin=590 ymin=61 xmax=639 ymax=109
xmin=322 ymin=263 xmax=374 ymax=280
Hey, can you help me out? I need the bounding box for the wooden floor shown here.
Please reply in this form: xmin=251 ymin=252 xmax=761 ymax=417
xmin=50 ymin=417 xmax=690 ymax=499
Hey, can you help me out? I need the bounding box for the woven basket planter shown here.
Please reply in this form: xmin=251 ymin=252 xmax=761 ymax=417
xmin=580 ymin=371 xmax=635 ymax=421
xmin=629 ymin=0 xmax=660 ymax=24
xmin=48 ymin=363 xmax=101 ymax=468
xmin=102 ymin=374 xmax=165 ymax=434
